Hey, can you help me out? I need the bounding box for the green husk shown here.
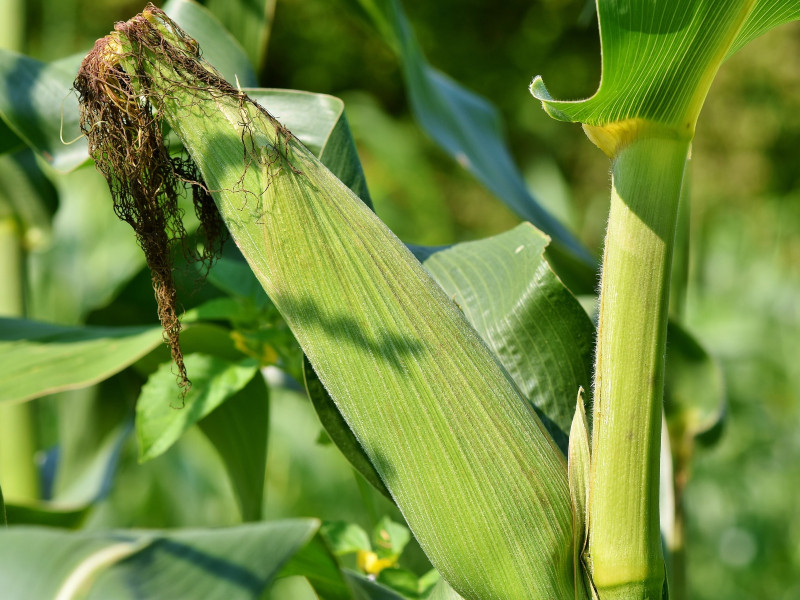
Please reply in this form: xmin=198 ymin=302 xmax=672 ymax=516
xmin=75 ymin=6 xmax=581 ymax=599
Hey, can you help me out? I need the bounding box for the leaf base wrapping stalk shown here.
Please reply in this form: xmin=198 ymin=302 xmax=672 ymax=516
xmin=588 ymin=135 xmax=690 ymax=599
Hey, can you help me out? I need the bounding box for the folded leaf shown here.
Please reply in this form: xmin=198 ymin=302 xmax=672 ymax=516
xmin=205 ymin=0 xmax=276 ymax=73
xmin=85 ymin=8 xmax=577 ymax=598
xmin=531 ymin=1 xmax=759 ymax=154
xmin=163 ymin=0 xmax=257 ymax=87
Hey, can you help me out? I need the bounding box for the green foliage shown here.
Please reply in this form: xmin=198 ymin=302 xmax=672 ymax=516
xmin=0 ymin=1 xmax=797 ymax=598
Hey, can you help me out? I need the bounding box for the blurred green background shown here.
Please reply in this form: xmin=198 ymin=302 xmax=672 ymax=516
xmin=2 ymin=0 xmax=799 ymax=597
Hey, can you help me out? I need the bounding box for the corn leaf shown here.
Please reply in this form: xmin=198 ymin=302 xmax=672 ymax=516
xmin=246 ymin=89 xmax=372 ymax=206
xmin=728 ymin=0 xmax=800 ymax=56
xmin=277 ymin=532 xmax=353 ymax=600
xmin=5 ymin=423 xmax=129 ymax=528
xmin=197 ymin=372 xmax=269 ymax=522
xmin=0 ymin=319 xmax=163 ymax=404
xmin=353 ymin=0 xmax=593 ymax=267
xmin=0 ymin=520 xmax=318 ymax=600
xmin=136 ymin=353 xmax=259 ymax=462
xmin=205 ymin=0 xmax=276 ymax=73
xmin=163 ymin=0 xmax=257 ymax=87
xmin=109 ymin=9 xmax=576 ymax=598
xmin=531 ymin=0 xmax=776 ymax=140
xmin=420 ymin=223 xmax=595 ymax=455
xmin=0 ymin=49 xmax=86 ymax=172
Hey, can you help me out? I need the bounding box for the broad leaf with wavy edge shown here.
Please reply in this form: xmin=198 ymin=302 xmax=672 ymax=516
xmin=420 ymin=224 xmax=594 ymax=455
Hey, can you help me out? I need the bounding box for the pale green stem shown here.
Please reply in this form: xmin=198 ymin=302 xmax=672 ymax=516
xmin=0 ymin=217 xmax=39 ymax=502
xmin=588 ymin=136 xmax=690 ymax=599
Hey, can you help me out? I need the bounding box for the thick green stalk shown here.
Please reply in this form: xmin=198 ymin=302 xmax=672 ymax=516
xmin=588 ymin=135 xmax=690 ymax=599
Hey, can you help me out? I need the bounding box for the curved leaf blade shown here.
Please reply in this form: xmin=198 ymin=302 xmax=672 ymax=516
xmin=0 ymin=49 xmax=86 ymax=172
xmin=205 ymin=0 xmax=276 ymax=73
xmin=0 ymin=319 xmax=163 ymax=404
xmin=728 ymin=0 xmax=800 ymax=56
xmin=532 ymin=1 xmax=755 ymax=135
xmin=355 ymin=0 xmax=593 ymax=266
xmin=0 ymin=520 xmax=319 ymax=600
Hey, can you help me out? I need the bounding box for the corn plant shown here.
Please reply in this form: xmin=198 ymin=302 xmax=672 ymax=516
xmin=0 ymin=1 xmax=798 ymax=599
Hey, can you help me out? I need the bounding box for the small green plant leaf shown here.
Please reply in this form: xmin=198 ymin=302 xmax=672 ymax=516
xmin=205 ymin=0 xmax=276 ymax=73
xmin=97 ymin=9 xmax=576 ymax=598
xmin=0 ymin=520 xmax=319 ymax=600
xmin=371 ymin=516 xmax=410 ymax=560
xmin=0 ymin=319 xmax=163 ymax=404
xmin=727 ymin=0 xmax=800 ymax=56
xmin=277 ymin=531 xmax=353 ymax=600
xmin=136 ymin=354 xmax=259 ymax=462
xmin=354 ymin=0 xmax=592 ymax=266
xmin=420 ymin=223 xmax=595 ymax=454
xmin=320 ymin=521 xmax=372 ymax=556
xmin=197 ymin=373 xmax=269 ymax=522
xmin=568 ymin=389 xmax=591 ymax=599
xmin=163 ymin=0 xmax=257 ymax=87
xmin=531 ymin=0 xmax=768 ymax=153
